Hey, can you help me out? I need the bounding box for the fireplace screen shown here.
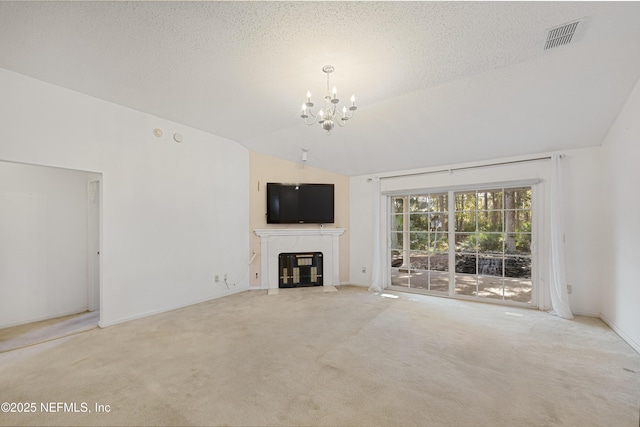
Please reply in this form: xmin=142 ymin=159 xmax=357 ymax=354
xmin=278 ymin=252 xmax=323 ymax=288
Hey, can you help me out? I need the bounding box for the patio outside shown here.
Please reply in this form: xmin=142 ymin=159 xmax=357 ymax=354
xmin=390 ymin=253 xmax=532 ymax=303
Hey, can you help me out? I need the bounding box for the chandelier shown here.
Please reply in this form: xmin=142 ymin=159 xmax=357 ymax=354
xmin=300 ymin=65 xmax=357 ymax=135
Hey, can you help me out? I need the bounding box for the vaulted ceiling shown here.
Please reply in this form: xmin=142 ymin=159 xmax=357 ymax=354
xmin=1 ymin=1 xmax=639 ymax=176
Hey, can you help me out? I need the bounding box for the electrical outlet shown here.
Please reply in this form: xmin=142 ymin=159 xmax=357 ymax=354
xmin=567 ymin=284 xmax=572 ymax=294
xmin=215 ymin=275 xmax=219 ymax=282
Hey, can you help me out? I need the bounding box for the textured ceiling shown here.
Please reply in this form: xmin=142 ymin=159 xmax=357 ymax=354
xmin=1 ymin=1 xmax=640 ymax=176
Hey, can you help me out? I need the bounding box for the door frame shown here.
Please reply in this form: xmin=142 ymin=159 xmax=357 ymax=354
xmin=87 ymin=176 xmax=102 ymax=312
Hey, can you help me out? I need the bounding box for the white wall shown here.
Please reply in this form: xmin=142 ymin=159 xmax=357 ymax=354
xmin=0 ymin=162 xmax=89 ymax=328
xmin=0 ymin=68 xmax=250 ymax=327
xmin=601 ymin=77 xmax=640 ymax=353
xmin=560 ymin=147 xmax=603 ymax=316
xmin=349 ymin=176 xmax=377 ymax=288
xmin=350 ymin=148 xmax=604 ymax=316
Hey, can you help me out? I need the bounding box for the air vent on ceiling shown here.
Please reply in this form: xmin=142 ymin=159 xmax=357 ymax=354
xmin=544 ymin=20 xmax=580 ymax=50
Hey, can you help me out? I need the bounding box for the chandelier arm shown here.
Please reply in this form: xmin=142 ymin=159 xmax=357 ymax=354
xmin=303 ymin=115 xmax=318 ymax=126
xmin=335 ymin=108 xmax=355 ymax=127
xmin=343 ymin=109 xmax=356 ymax=120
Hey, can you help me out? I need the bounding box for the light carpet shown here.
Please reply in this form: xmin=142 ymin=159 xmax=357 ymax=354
xmin=0 ymin=286 xmax=639 ymax=426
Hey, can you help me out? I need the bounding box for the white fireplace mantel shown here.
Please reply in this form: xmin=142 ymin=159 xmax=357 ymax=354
xmin=254 ymin=228 xmax=345 ymax=289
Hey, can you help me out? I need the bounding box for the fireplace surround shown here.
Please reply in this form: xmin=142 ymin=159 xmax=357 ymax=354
xmin=254 ymin=228 xmax=345 ymax=289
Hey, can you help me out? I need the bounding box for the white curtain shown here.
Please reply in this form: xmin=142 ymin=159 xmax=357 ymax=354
xmin=549 ymin=153 xmax=574 ymax=319
xmin=369 ymin=177 xmax=384 ymax=292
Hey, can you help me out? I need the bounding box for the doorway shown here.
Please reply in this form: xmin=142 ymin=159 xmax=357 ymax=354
xmin=0 ymin=161 xmax=102 ymax=334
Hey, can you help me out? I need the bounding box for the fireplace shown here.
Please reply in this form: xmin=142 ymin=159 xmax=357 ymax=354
xmin=254 ymin=228 xmax=345 ymax=289
xmin=279 ymin=252 xmax=323 ymax=288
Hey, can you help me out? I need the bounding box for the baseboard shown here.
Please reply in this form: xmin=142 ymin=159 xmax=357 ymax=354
xmin=98 ymin=286 xmax=249 ymax=328
xmin=600 ymin=313 xmax=640 ymax=354
xmin=0 ymin=307 xmax=89 ymax=330
xmin=571 ymin=310 xmax=600 ymax=317
xmin=340 ymin=282 xmax=368 ymax=287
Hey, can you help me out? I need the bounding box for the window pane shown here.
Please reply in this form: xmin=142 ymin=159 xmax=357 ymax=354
xmin=409 ymin=251 xmax=429 ymax=270
xmin=391 ymin=268 xmax=410 ymax=287
xmin=392 ymin=197 xmax=405 ymax=214
xmin=429 ymin=269 xmax=449 ymax=293
xmin=478 ymin=276 xmax=504 ymax=300
xmin=455 ymin=254 xmax=476 ymax=274
xmin=505 ymin=256 xmax=531 ymax=279
xmin=391 ymin=250 xmax=402 ymax=267
xmin=409 ymin=196 xmax=429 ymax=212
xmin=478 ymin=211 xmax=503 ymax=232
xmin=429 ymin=213 xmax=448 ymax=232
xmin=478 ymin=233 xmax=504 ymax=254
xmin=455 ymin=191 xmax=476 ymax=211
xmin=455 ymin=212 xmax=476 ymax=232
xmin=478 ymin=256 xmax=504 ymax=276
xmin=511 ymin=188 xmax=532 ymax=210
xmin=409 ymin=273 xmax=429 ymax=289
xmin=505 ymin=233 xmax=531 ymax=255
xmin=455 ymin=233 xmax=477 ymax=252
xmin=509 ymin=210 xmax=532 ymax=233
xmin=409 ymin=213 xmax=429 ymax=231
xmin=504 ymin=279 xmax=532 ymax=303
xmin=406 ymin=251 xmax=428 ymax=290
xmin=504 ymin=209 xmax=517 ymax=234
xmin=390 ymin=232 xmax=403 ymax=250
xmin=430 ymin=253 xmax=448 ymax=272
xmin=430 ymin=232 xmax=449 ymax=253
xmin=391 ymin=214 xmax=403 ymax=233
xmin=391 ymin=249 xmax=408 ymax=286
xmin=477 ymin=189 xmax=502 ymax=210
xmin=429 ymin=193 xmax=448 ymax=212
xmin=503 ymin=188 xmax=517 ymax=211
xmin=410 ymin=232 xmax=429 ymax=250
xmin=455 ymin=273 xmax=477 ymax=296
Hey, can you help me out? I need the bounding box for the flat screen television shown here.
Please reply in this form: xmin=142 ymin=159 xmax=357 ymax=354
xmin=267 ymin=183 xmax=334 ymax=224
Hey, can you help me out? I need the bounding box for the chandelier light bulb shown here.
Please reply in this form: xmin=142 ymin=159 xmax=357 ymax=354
xmin=351 ymin=95 xmax=355 ymax=104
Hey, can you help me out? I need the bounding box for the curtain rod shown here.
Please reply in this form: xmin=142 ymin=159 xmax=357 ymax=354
xmin=376 ymin=155 xmax=554 ymax=181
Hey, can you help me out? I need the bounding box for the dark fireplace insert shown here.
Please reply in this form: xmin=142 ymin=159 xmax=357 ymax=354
xmin=278 ymin=252 xmax=323 ymax=288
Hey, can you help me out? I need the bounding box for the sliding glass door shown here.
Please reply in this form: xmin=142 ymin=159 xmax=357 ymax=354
xmin=389 ymin=186 xmax=533 ymax=306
